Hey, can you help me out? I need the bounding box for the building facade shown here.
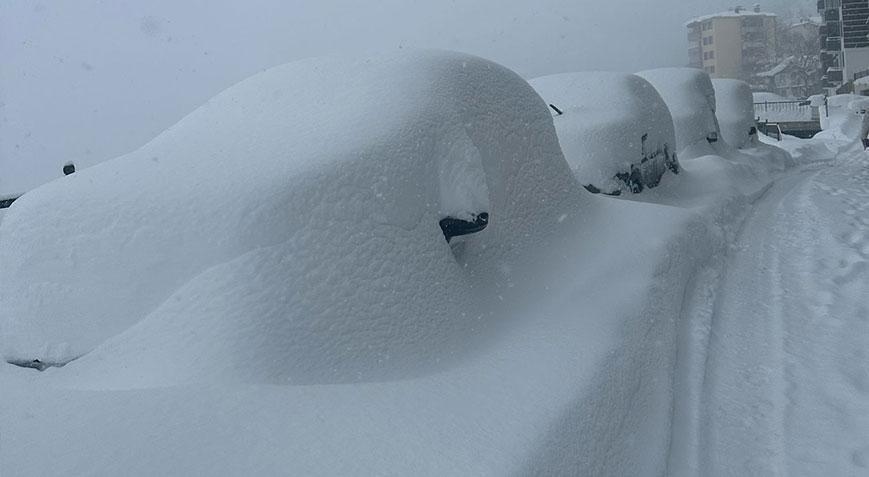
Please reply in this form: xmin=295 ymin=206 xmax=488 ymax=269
xmin=819 ymin=0 xmax=869 ymax=93
xmin=686 ymin=6 xmax=777 ymax=85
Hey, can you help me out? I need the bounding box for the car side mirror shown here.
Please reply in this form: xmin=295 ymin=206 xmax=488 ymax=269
xmin=439 ymin=212 xmax=489 ymax=243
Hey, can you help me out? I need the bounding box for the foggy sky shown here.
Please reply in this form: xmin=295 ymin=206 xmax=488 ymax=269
xmin=1 ymin=0 xmax=815 ymax=193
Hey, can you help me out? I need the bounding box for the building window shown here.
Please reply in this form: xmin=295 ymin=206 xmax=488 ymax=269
xmin=703 ymin=36 xmax=714 ymax=45
xmin=708 ymin=50 xmax=714 ymax=59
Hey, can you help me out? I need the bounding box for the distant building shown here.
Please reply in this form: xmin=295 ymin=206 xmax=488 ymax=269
xmin=757 ymin=56 xmax=814 ymax=97
xmin=686 ymin=5 xmax=777 ymax=85
xmin=818 ymin=0 xmax=869 ymax=93
xmin=757 ymin=18 xmax=822 ymax=98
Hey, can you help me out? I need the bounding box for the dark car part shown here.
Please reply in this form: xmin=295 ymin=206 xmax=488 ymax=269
xmin=439 ymin=212 xmax=489 ymax=243
xmin=0 ymin=196 xmax=19 ymax=209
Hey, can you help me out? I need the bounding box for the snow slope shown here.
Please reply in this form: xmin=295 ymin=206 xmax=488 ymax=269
xmin=529 ymin=72 xmax=680 ymax=194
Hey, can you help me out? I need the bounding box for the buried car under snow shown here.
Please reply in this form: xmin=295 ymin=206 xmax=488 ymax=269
xmin=0 ymin=51 xmax=582 ymax=384
xmin=637 ymin=67 xmax=723 ymax=158
xmin=529 ymin=72 xmax=680 ymax=195
xmin=712 ymin=79 xmax=759 ymax=149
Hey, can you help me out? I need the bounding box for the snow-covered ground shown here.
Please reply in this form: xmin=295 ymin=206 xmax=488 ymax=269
xmin=1 ymin=53 xmax=867 ymax=476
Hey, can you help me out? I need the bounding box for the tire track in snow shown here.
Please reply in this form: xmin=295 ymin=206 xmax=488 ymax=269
xmin=695 ymin=169 xmax=818 ymax=477
xmin=693 ymin=154 xmax=869 ymax=476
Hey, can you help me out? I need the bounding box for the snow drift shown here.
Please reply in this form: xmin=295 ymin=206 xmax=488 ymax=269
xmin=529 ymin=72 xmax=680 ymax=194
xmin=814 ymin=94 xmax=869 ymax=149
xmin=0 ymin=51 xmax=581 ymax=384
xmin=713 ymin=79 xmax=758 ymax=149
xmin=637 ymin=68 xmax=723 ymax=158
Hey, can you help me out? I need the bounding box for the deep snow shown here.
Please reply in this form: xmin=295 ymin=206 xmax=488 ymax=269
xmin=637 ymin=68 xmax=723 ymax=159
xmin=1 ymin=54 xmax=867 ymax=476
xmin=529 ymin=72 xmax=679 ymax=194
xmin=0 ymin=51 xmax=579 ymax=384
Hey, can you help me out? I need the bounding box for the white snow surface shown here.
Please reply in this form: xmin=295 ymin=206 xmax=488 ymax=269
xmin=637 ymin=68 xmax=724 ymax=159
xmin=0 ymin=50 xmax=579 ymax=383
xmin=529 ymin=72 xmax=679 ymax=193
xmin=713 ymin=79 xmax=758 ymax=149
xmin=815 ymin=94 xmax=869 ymax=146
xmin=2 ymin=51 xmax=866 ymax=476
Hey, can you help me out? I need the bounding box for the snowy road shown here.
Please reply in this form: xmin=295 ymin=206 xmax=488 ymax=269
xmin=686 ymin=151 xmax=869 ymax=476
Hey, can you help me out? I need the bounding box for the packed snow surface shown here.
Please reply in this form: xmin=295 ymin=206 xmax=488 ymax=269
xmin=713 ymin=79 xmax=757 ymax=149
xmin=637 ymin=68 xmax=723 ymax=159
xmin=529 ymin=72 xmax=679 ymax=193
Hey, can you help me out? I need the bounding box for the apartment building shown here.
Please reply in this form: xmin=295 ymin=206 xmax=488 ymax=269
xmin=818 ymin=0 xmax=869 ymax=93
xmin=686 ymin=6 xmax=777 ymax=84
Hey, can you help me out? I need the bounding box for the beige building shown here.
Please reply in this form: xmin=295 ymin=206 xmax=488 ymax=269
xmin=687 ymin=6 xmax=777 ymax=84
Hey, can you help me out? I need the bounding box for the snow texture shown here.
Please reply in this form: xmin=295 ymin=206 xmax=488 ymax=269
xmin=637 ymin=68 xmax=723 ymax=159
xmin=0 ymin=50 xmax=580 ymax=384
xmin=3 ymin=49 xmax=863 ymax=477
xmin=529 ymin=72 xmax=680 ymax=194
xmin=713 ymin=79 xmax=758 ymax=149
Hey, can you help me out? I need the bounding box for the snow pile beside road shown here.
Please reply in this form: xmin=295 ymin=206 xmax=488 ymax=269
xmin=529 ymin=72 xmax=679 ymax=194
xmin=816 ymin=94 xmax=869 ymax=149
xmin=637 ymin=68 xmax=723 ymax=159
xmin=0 ymin=51 xmax=580 ymax=385
xmin=713 ymin=79 xmax=757 ymax=149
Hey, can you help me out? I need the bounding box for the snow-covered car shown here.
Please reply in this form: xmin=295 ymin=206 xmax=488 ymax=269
xmin=529 ymin=72 xmax=680 ymax=195
xmin=712 ymin=79 xmax=758 ymax=149
xmin=637 ymin=68 xmax=723 ymax=158
xmin=0 ymin=51 xmax=581 ymax=383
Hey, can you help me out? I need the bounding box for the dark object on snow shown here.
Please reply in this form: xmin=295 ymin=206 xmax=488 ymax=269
xmin=0 ymin=195 xmax=19 ymax=209
xmin=549 ymin=104 xmax=564 ymax=116
xmin=6 ymin=356 xmax=77 ymax=372
xmin=862 ymin=138 xmax=869 ymax=149
xmin=6 ymin=358 xmax=49 ymax=371
xmin=749 ymin=126 xmax=758 ymax=136
xmin=439 ymin=212 xmax=489 ymax=243
xmin=706 ymin=131 xmax=719 ymax=143
xmin=63 ymin=162 xmax=76 ymax=176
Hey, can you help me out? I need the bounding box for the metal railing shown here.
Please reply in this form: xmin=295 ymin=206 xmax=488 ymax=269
xmin=753 ymin=99 xmax=828 ymax=122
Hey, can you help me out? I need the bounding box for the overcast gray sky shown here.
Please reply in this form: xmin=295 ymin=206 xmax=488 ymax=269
xmin=0 ymin=0 xmax=815 ymax=193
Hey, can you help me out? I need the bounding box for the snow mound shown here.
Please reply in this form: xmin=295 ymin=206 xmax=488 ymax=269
xmin=637 ymin=68 xmax=723 ymax=159
xmin=529 ymin=72 xmax=680 ymax=194
xmin=0 ymin=51 xmax=580 ymax=385
xmin=815 ymin=94 xmax=869 ymax=146
xmin=713 ymin=79 xmax=758 ymax=149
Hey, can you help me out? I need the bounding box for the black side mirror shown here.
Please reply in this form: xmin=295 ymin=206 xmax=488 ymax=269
xmin=439 ymin=213 xmax=489 ymax=243
xmin=63 ymin=163 xmax=76 ymax=175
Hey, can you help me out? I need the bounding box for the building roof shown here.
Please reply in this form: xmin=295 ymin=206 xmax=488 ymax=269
xmin=686 ymin=9 xmax=776 ymax=27
xmin=757 ymin=56 xmax=797 ymax=78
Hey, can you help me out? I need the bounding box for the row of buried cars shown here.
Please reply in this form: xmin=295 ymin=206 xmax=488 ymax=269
xmin=531 ymin=68 xmax=757 ymax=196
xmin=0 ymin=51 xmax=763 ymax=374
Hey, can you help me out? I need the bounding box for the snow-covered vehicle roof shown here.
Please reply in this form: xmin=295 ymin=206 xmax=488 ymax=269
xmin=712 ymin=79 xmax=758 ymax=149
xmin=0 ymin=51 xmax=581 ymax=382
xmin=529 ymin=72 xmax=680 ymax=195
xmin=636 ymin=68 xmax=722 ymax=158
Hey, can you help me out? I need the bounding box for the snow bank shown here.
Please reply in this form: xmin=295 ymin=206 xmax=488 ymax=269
xmin=0 ymin=51 xmax=580 ymax=384
xmin=815 ymin=94 xmax=869 ymax=147
xmin=529 ymin=72 xmax=680 ymax=194
xmin=637 ymin=68 xmax=722 ymax=159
